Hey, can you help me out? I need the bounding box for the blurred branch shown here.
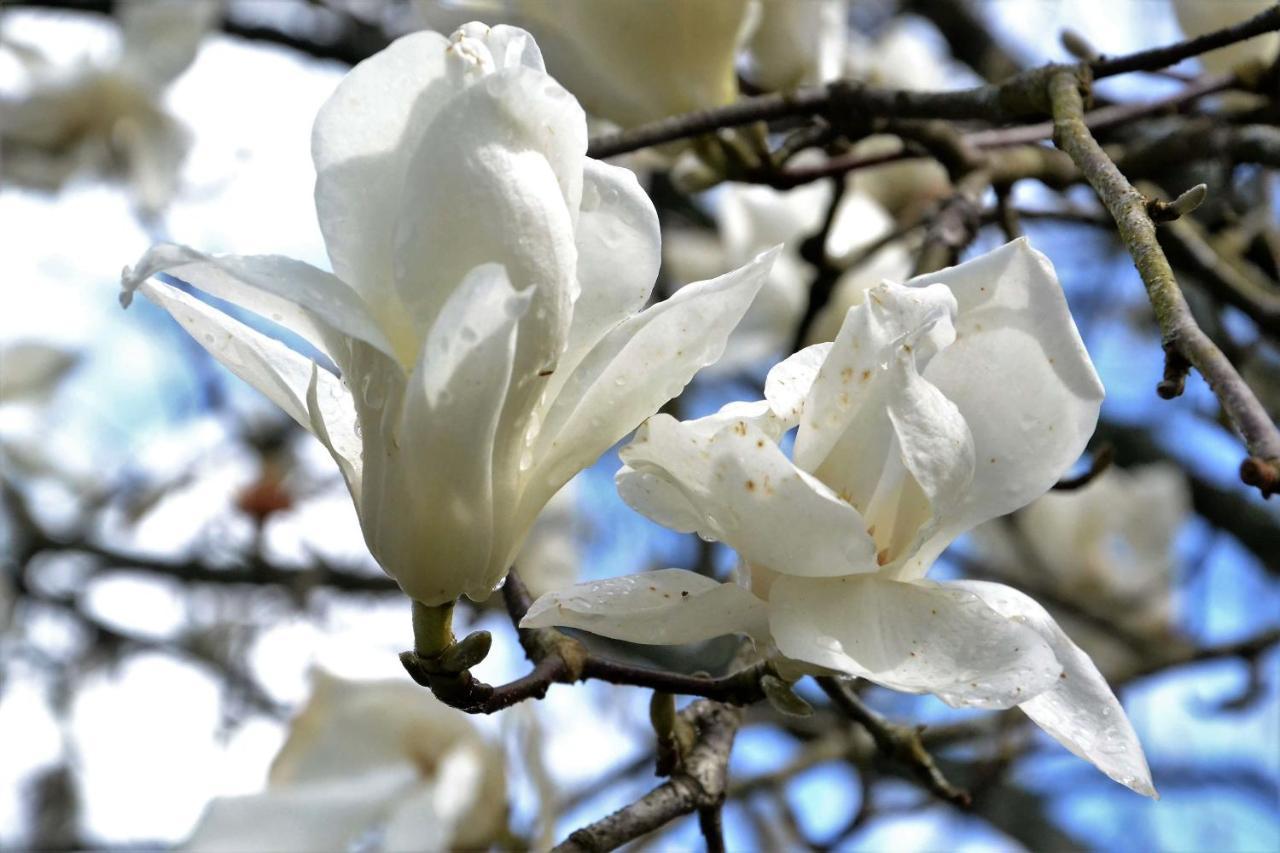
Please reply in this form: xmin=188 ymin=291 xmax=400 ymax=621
xmin=1049 ymin=68 xmax=1280 ymax=497
xmin=817 ymin=677 xmax=971 ymax=807
xmin=901 ymin=0 xmax=1026 ymax=82
xmin=589 ymin=8 xmax=1280 ymax=160
xmin=7 ymin=0 xmax=395 ymax=65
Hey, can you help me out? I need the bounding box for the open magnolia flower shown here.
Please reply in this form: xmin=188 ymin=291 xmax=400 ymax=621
xmin=526 ymin=239 xmax=1156 ymax=796
xmin=972 ymin=464 xmax=1191 ymax=674
xmin=121 ymin=23 xmax=772 ymax=607
xmin=186 ymin=671 xmax=506 ymax=852
xmin=0 ymin=0 xmax=217 ymax=214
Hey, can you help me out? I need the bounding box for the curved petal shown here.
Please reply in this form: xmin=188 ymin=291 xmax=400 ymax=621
xmin=794 ymin=281 xmax=973 ymax=566
xmin=524 ymin=248 xmax=777 ymax=520
xmin=359 ymin=264 xmax=530 ymax=605
xmin=311 ymin=30 xmax=453 ymax=357
xmin=130 ymin=278 xmax=347 ymax=435
xmin=617 ymin=406 xmax=879 ymax=577
xmin=521 ymin=569 xmax=768 ymax=645
xmin=901 ymin=239 xmax=1105 ymax=579
xmin=393 ymin=63 xmax=584 ymax=347
xmin=122 ymin=244 xmax=396 ymax=370
xmin=763 ymin=342 xmax=831 ymax=427
xmin=306 ymin=366 xmax=363 ymax=509
xmin=553 ymin=158 xmax=661 ymax=386
xmin=769 ymin=575 xmax=1062 ymax=708
xmin=953 ymin=580 xmax=1156 ymax=797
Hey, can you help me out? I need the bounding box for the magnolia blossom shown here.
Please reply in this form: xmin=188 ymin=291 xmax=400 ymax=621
xmin=1172 ymin=0 xmax=1279 ymax=76
xmin=0 ymin=0 xmax=217 ymax=213
xmin=742 ymin=0 xmax=849 ymax=90
xmin=526 ymin=239 xmax=1156 ymax=796
xmin=122 ymin=24 xmax=773 ymax=606
xmin=972 ymin=464 xmax=1191 ymax=674
xmin=663 ymin=177 xmax=901 ymax=374
xmin=450 ymin=0 xmax=752 ymax=128
xmin=186 ymin=671 xmax=506 ymax=852
xmin=517 ymin=479 xmax=582 ymax=599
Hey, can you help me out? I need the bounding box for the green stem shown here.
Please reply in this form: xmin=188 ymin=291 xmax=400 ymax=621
xmin=411 ymin=599 xmax=456 ymax=658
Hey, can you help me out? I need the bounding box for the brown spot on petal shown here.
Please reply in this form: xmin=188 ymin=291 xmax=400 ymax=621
xmin=876 ymin=548 xmax=891 ymax=566
xmin=746 ymin=479 xmax=756 ymax=491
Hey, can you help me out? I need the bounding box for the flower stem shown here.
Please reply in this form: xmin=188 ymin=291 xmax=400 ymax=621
xmin=411 ymin=599 xmax=456 ymax=658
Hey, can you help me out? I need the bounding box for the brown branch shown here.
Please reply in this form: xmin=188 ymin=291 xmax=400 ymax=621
xmin=816 ymin=677 xmax=971 ymax=808
xmin=588 ymin=9 xmax=1280 ymax=160
xmin=1049 ymin=67 xmax=1280 ymax=497
xmin=399 ymin=570 xmax=771 ymax=714
xmin=553 ymin=700 xmax=743 ymax=853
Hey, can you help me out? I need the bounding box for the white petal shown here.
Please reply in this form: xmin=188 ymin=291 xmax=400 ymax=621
xmin=617 ymin=406 xmax=879 ymax=577
xmin=119 ymin=0 xmax=218 ymax=85
xmin=763 ymin=342 xmax=831 ymax=426
xmin=953 ymin=580 xmax=1157 ymax=797
xmin=392 ymin=64 xmax=584 ymax=348
xmin=794 ymin=280 xmax=974 ymax=566
xmin=311 ymin=30 xmax=453 ymax=356
xmin=525 ymin=248 xmax=777 ymax=518
xmin=769 ymin=575 xmax=1062 ymax=708
xmin=122 ymin=244 xmax=397 ymax=369
xmin=306 ymin=366 xmax=363 ymax=508
xmin=616 ymin=401 xmax=781 ymax=539
xmin=902 ymin=239 xmax=1105 ymax=579
xmin=131 ymin=278 xmax=346 ymax=434
xmin=521 ymin=569 xmax=769 ymax=645
xmin=552 ymin=158 xmax=661 ymax=389
xmin=743 ymin=0 xmax=848 ymax=90
xmin=185 ymin=766 xmax=417 ymax=853
xmin=359 ymin=264 xmax=530 ymax=605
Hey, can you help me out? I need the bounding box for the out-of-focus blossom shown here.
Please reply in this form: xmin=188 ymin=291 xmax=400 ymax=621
xmin=527 ymin=240 xmax=1157 ymax=797
xmin=418 ymin=0 xmax=751 ymax=128
xmin=972 ymin=464 xmax=1191 ymax=674
xmin=663 ymin=179 xmax=896 ymax=374
xmin=517 ymin=479 xmax=581 ymax=599
xmin=743 ymin=0 xmax=848 ymax=90
xmin=1172 ymin=0 xmax=1279 ymax=76
xmin=122 ymin=24 xmax=773 ymax=606
xmin=185 ymin=671 xmax=506 ymax=852
xmin=0 ymin=0 xmax=218 ymax=214
xmin=0 ymin=341 xmax=79 ymax=404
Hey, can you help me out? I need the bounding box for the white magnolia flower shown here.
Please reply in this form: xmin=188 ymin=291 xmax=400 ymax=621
xmin=743 ymin=0 xmax=849 ymax=91
xmin=186 ymin=671 xmax=506 ymax=852
xmin=663 ymin=179 xmax=898 ymax=374
xmin=121 ymin=24 xmax=773 ymax=606
xmin=1172 ymin=0 xmax=1279 ymax=76
xmin=0 ymin=0 xmax=217 ymax=213
xmin=0 ymin=341 xmax=79 ymax=404
xmin=972 ymin=464 xmax=1191 ymax=674
xmin=526 ymin=239 xmax=1156 ymax=797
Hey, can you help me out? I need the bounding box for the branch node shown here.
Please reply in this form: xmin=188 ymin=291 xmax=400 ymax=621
xmin=1156 ymin=344 xmax=1192 ymax=399
xmin=1239 ymin=457 xmax=1280 ymax=499
xmin=1147 ymin=183 xmax=1208 ymax=223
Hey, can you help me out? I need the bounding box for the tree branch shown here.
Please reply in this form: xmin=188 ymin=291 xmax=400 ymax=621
xmin=553 ymin=700 xmax=742 ymax=852
xmin=1049 ymin=67 xmax=1280 ymax=497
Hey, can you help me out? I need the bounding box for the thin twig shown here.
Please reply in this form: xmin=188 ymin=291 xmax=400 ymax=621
xmin=816 ymin=677 xmax=971 ymax=807
xmin=553 ymin=700 xmax=743 ymax=852
xmin=1049 ymin=68 xmax=1280 ymax=496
